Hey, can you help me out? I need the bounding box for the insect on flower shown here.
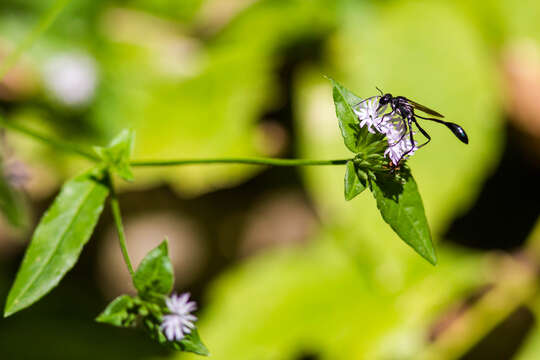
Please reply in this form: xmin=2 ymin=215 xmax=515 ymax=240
xmin=355 ymin=88 xmax=469 ymax=169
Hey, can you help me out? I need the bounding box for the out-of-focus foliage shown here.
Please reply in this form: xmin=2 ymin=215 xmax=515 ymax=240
xmin=0 ymin=165 xmax=28 ymax=228
xmin=2 ymin=0 xmax=337 ymax=196
xmin=178 ymin=239 xmax=488 ymax=359
xmin=174 ymin=0 xmax=537 ymax=359
xmin=1 ymin=0 xmax=539 ymax=358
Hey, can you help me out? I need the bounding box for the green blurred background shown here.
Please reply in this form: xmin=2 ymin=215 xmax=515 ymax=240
xmin=0 ymin=0 xmax=539 ymax=359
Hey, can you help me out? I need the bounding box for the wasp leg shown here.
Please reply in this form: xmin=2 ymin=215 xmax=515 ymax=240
xmin=387 ymin=117 xmax=409 ymax=146
xmin=376 ymin=109 xmax=397 ymax=129
xmin=414 ymin=114 xmax=446 ymax=125
xmin=396 ymin=117 xmax=417 ymax=165
xmin=411 ymin=117 xmax=431 ymax=148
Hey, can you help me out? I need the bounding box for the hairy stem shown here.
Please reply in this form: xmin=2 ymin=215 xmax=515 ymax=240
xmin=131 ymin=158 xmax=349 ymax=167
xmin=0 ymin=0 xmax=73 ymax=80
xmin=108 ymin=174 xmax=134 ymax=277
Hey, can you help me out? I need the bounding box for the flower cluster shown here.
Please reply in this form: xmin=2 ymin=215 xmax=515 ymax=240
xmin=161 ymin=292 xmax=198 ymax=341
xmin=353 ymin=97 xmax=418 ymax=166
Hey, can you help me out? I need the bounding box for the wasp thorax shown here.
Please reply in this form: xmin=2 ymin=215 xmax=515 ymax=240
xmin=379 ymin=93 xmax=392 ymax=105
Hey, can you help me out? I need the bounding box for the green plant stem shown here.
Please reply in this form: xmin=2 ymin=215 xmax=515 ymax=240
xmin=0 ymin=116 xmax=99 ymax=161
xmin=131 ymin=158 xmax=349 ymax=167
xmin=0 ymin=0 xmax=73 ymax=80
xmin=0 ymin=116 xmax=349 ymax=168
xmin=108 ymin=174 xmax=135 ymax=277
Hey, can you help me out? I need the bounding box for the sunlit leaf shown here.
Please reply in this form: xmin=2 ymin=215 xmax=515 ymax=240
xmin=176 ymin=329 xmax=209 ymax=356
xmin=344 ymin=161 xmax=366 ymax=201
xmin=330 ymin=78 xmax=385 ymax=154
xmin=4 ymin=174 xmax=109 ymax=317
xmin=370 ymin=168 xmax=436 ymax=265
xmin=134 ymin=239 xmax=174 ymax=297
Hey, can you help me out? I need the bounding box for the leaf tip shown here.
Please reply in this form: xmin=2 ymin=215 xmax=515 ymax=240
xmin=3 ymin=300 xmax=19 ymax=318
xmin=426 ymin=251 xmax=438 ymax=266
xmin=417 ymin=244 xmax=438 ymax=266
xmin=159 ymin=238 xmax=169 ymax=253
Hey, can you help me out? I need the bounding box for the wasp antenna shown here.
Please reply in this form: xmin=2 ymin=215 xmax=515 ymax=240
xmin=375 ymin=86 xmax=383 ymax=96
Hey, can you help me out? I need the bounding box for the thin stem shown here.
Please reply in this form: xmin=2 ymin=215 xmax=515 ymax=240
xmin=0 ymin=114 xmax=350 ymax=168
xmin=0 ymin=0 xmax=73 ymax=80
xmin=108 ymin=173 xmax=135 ymax=277
xmin=0 ymin=116 xmax=99 ymax=161
xmin=131 ymin=158 xmax=349 ymax=167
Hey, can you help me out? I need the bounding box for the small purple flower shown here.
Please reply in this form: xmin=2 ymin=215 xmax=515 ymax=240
xmin=160 ymin=292 xmax=198 ymax=341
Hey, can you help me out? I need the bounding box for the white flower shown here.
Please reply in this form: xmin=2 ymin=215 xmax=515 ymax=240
xmin=354 ymin=95 xmax=419 ymax=167
xmin=383 ymin=121 xmax=418 ymax=166
xmin=353 ymin=97 xmax=386 ymax=134
xmin=160 ymin=292 xmax=198 ymax=341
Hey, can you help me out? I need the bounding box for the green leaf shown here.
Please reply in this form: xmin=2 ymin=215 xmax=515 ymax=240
xmin=4 ymin=174 xmax=109 ymax=317
xmin=94 ymin=129 xmax=135 ymax=182
xmin=143 ymin=317 xmax=209 ymax=355
xmin=96 ymin=295 xmax=135 ymax=327
xmin=0 ymin=170 xmax=28 ymax=228
xmin=134 ymin=239 xmax=174 ymax=297
xmin=330 ymin=78 xmax=385 ymax=154
xmin=344 ymin=161 xmax=366 ymax=201
xmin=176 ymin=328 xmax=209 ymax=356
xmin=370 ymin=168 xmax=437 ymax=265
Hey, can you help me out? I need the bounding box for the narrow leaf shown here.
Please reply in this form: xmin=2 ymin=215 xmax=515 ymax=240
xmin=344 ymin=161 xmax=366 ymax=201
xmin=0 ymin=0 xmax=72 ymax=80
xmin=330 ymin=78 xmax=385 ymax=154
xmin=96 ymin=295 xmax=135 ymax=327
xmin=370 ymin=169 xmax=437 ymax=265
xmin=134 ymin=239 xmax=174 ymax=297
xmin=4 ymin=175 xmax=109 ymax=317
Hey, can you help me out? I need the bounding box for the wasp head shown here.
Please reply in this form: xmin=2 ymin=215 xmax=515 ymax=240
xmin=376 ymin=93 xmax=392 ymax=112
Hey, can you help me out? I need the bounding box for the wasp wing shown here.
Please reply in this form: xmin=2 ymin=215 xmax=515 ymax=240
xmin=407 ymin=99 xmax=445 ymax=118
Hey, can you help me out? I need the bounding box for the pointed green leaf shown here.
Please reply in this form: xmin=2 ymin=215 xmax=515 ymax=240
xmin=344 ymin=161 xmax=366 ymax=201
xmin=4 ymin=174 xmax=109 ymax=317
xmin=330 ymin=78 xmax=385 ymax=154
xmin=96 ymin=295 xmax=135 ymax=327
xmin=134 ymin=239 xmax=174 ymax=297
xmin=176 ymin=328 xmax=209 ymax=356
xmin=370 ymin=169 xmax=437 ymax=265
xmin=94 ymin=129 xmax=135 ymax=181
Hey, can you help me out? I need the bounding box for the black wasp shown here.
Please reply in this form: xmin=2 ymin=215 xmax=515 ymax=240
xmin=365 ymin=88 xmax=469 ymax=167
